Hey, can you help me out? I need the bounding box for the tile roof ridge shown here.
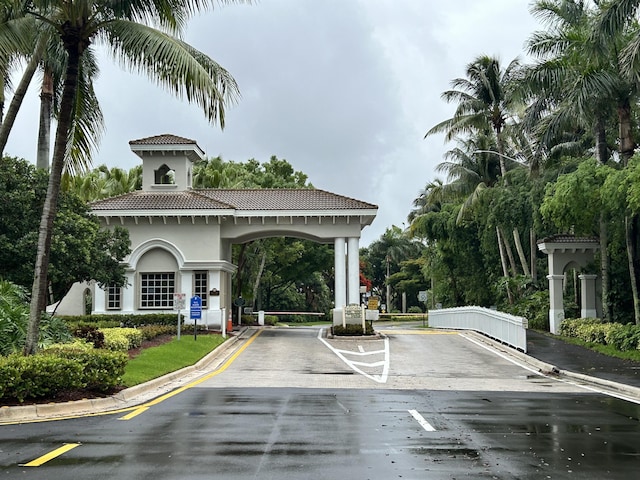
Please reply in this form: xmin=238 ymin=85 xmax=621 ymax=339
xmin=190 ymin=189 xmax=236 ymax=208
xmin=129 ymin=134 xmax=197 ymax=145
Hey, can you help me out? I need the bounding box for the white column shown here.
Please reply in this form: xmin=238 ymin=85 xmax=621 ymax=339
xmin=180 ymin=271 xmax=193 ymax=323
xmin=547 ymin=274 xmax=565 ymax=334
xmin=122 ymin=271 xmax=135 ymax=313
xmin=208 ymin=270 xmax=222 ymax=327
xmin=94 ymin=283 xmax=106 ymax=314
xmin=579 ymin=274 xmax=598 ymax=318
xmin=347 ymin=237 xmax=360 ymax=305
xmin=334 ymin=237 xmax=346 ymax=309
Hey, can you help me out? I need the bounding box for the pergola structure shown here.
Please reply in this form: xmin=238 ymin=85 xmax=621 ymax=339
xmin=537 ymin=235 xmax=600 ymax=334
xmin=55 ymin=135 xmax=377 ymax=325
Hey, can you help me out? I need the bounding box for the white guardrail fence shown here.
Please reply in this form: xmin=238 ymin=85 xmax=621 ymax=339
xmin=428 ymin=306 xmax=528 ymax=352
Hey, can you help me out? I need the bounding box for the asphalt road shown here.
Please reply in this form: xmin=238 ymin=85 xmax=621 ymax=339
xmin=1 ymin=327 xmax=639 ymax=479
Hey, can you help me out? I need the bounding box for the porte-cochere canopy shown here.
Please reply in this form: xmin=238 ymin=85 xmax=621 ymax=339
xmin=62 ymin=134 xmax=378 ymax=325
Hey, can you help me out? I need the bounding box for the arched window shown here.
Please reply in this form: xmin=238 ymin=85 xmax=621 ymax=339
xmin=154 ymin=164 xmax=175 ymax=185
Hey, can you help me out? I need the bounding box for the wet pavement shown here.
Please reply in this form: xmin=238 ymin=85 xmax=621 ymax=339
xmin=526 ymin=329 xmax=640 ymax=388
xmin=2 ymin=328 xmax=639 ymax=479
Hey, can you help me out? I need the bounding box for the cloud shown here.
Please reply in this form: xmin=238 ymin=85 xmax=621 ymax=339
xmin=4 ymin=0 xmax=540 ymax=246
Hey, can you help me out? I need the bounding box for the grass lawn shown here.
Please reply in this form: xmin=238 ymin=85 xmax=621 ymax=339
xmin=122 ymin=334 xmax=226 ymax=387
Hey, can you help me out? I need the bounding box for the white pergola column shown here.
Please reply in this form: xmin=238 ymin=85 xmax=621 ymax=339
xmin=334 ymin=237 xmax=346 ymax=309
xmin=547 ymin=274 xmax=565 ymax=334
xmin=579 ymin=274 xmax=598 ymax=318
xmin=347 ymin=237 xmax=360 ymax=305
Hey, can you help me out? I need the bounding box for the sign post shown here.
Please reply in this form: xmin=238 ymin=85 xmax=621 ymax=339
xmin=418 ymin=290 xmax=428 ymax=327
xmin=190 ymin=295 xmax=202 ymax=341
xmin=173 ymin=293 xmax=186 ymax=340
xmin=234 ymin=297 xmax=245 ymax=326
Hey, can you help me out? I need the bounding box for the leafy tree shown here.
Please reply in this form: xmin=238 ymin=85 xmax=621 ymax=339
xmin=0 ymin=0 xmax=243 ymax=354
xmin=362 ymin=226 xmax=423 ymax=311
xmin=0 ymin=155 xmax=131 ymax=304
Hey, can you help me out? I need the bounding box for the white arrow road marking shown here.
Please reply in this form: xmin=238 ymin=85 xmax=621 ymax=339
xmin=408 ymin=409 xmax=437 ymax=432
xmin=318 ymin=329 xmax=389 ymax=383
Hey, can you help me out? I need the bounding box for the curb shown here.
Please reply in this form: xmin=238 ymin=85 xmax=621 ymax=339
xmin=464 ymin=330 xmax=640 ymax=401
xmin=0 ymin=328 xmax=251 ymax=424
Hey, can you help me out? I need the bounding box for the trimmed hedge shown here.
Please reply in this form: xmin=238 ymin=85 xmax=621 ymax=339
xmin=558 ymin=318 xmax=640 ymax=351
xmin=332 ymin=323 xmax=375 ymax=336
xmin=43 ymin=347 xmax=127 ymax=392
xmin=0 ymin=347 xmax=128 ymax=403
xmin=0 ymin=354 xmax=84 ymax=403
xmin=58 ymin=313 xmax=183 ymax=327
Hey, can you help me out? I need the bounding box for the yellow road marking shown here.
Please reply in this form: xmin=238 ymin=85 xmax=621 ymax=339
xmin=118 ymin=329 xmax=263 ymax=420
xmin=118 ymin=406 xmax=149 ymax=420
xmin=21 ymin=443 xmax=80 ymax=467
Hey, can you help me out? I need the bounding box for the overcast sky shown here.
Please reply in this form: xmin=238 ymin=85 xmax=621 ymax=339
xmin=4 ymin=0 xmax=540 ymax=246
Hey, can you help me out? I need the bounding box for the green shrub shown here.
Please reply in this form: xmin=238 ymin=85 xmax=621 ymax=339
xmin=39 ymin=315 xmax=74 ymax=347
xmin=73 ymin=325 xmax=105 ymax=348
xmin=573 ymin=322 xmax=612 ymax=344
xmin=58 ymin=313 xmax=182 ymax=327
xmin=101 ymin=328 xmax=143 ymax=351
xmin=408 ymin=306 xmax=423 ymax=314
xmin=264 ymin=315 xmax=278 ymax=326
xmin=332 ymin=323 xmax=374 ymax=336
xmin=139 ymin=324 xmax=175 ymax=340
xmin=558 ymin=318 xmax=602 ymax=338
xmin=0 ymin=354 xmax=84 ymax=403
xmin=44 ymin=347 xmax=127 ymax=392
xmin=605 ymin=323 xmax=640 ymax=351
xmin=67 ymin=319 xmax=121 ymax=331
xmin=508 ymin=290 xmax=550 ymax=330
xmin=558 ymin=318 xmax=640 ymax=351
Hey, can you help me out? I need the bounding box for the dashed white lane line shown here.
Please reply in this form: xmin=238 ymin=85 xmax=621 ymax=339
xmin=408 ymin=409 xmax=436 ymax=432
xmin=318 ymin=329 xmax=390 ymax=383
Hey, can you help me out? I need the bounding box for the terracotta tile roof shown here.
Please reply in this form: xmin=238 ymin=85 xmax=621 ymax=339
xmin=91 ymin=191 xmax=232 ymax=211
xmin=199 ymin=189 xmax=377 ymax=211
xmin=91 ymin=188 xmax=377 ymax=213
xmin=129 ymin=134 xmax=198 ymax=146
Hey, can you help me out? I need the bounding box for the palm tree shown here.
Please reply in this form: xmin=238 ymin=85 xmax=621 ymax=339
xmin=1 ymin=0 xmax=244 ymax=354
xmin=425 ymin=55 xmax=524 ymax=181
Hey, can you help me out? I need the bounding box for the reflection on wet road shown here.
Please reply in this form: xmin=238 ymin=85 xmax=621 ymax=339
xmin=1 ymin=327 xmax=639 ymax=479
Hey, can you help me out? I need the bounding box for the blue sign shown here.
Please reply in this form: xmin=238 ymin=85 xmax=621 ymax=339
xmin=190 ymin=295 xmax=202 ymax=320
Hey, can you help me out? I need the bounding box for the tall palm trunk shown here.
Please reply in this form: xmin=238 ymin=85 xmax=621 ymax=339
xmin=625 ymin=214 xmax=640 ymax=325
xmin=496 ymin=226 xmax=513 ymax=304
xmin=0 ymin=36 xmax=47 ymax=157
xmin=499 ymin=225 xmax=518 ymax=276
xmin=530 ymin=228 xmax=537 ymax=283
xmin=513 ymin=228 xmax=530 ymax=277
xmin=618 ymin=98 xmax=635 ymax=164
xmin=594 ymin=114 xmax=608 ymax=164
xmin=25 ymin=44 xmax=81 ymax=355
xmin=37 ymin=67 xmax=54 ymax=170
xmin=600 ymin=213 xmax=611 ymax=321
